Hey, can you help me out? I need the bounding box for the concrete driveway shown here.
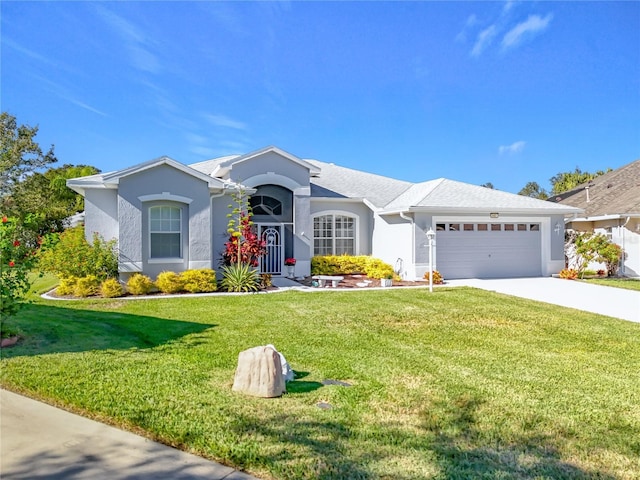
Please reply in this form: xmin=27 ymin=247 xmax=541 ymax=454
xmin=446 ymin=277 xmax=640 ymax=323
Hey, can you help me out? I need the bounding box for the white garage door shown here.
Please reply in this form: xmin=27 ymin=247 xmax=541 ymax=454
xmin=436 ymin=221 xmax=542 ymax=279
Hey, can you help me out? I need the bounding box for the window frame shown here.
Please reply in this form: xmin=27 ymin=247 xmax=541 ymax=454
xmin=312 ymin=211 xmax=359 ymax=256
xmin=148 ymin=205 xmax=183 ymax=260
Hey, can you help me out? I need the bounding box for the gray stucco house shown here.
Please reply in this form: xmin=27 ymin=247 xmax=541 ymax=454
xmin=68 ymin=146 xmax=581 ymax=281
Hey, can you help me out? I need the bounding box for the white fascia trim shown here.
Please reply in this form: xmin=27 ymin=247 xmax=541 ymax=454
xmin=138 ymin=192 xmax=193 ymax=204
xmin=243 ymin=172 xmax=303 ymax=192
xmin=568 ymin=214 xmax=640 ymax=223
xmin=103 ymin=156 xmax=228 ymax=190
xmin=380 ymin=206 xmax=582 ymax=216
xmin=230 ymin=146 xmax=321 ymax=175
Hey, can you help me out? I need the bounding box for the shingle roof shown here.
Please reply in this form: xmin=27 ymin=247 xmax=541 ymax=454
xmin=550 ymin=159 xmax=640 ymax=216
xmin=189 ymin=148 xmax=582 ymax=214
xmin=305 ymin=159 xmax=412 ymax=208
xmin=384 ymin=178 xmax=579 ymax=213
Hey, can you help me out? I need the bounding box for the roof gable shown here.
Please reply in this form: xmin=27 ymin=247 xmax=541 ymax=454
xmin=383 ymin=178 xmax=581 ymax=214
xmin=68 ymin=156 xmax=232 ymax=195
xmin=550 ymin=159 xmax=640 ymax=216
xmin=198 ymin=146 xmax=321 ymax=178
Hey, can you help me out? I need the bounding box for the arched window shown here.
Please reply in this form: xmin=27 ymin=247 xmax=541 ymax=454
xmin=313 ymin=214 xmax=356 ymax=255
xmin=250 ymin=195 xmax=282 ymax=216
xmin=149 ymin=206 xmax=181 ymax=258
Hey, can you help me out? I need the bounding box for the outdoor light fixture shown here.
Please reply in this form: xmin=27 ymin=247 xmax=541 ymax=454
xmin=490 ymin=212 xmax=499 ymax=218
xmin=426 ymin=228 xmax=436 ymax=293
xmin=554 ymin=222 xmax=561 ymax=235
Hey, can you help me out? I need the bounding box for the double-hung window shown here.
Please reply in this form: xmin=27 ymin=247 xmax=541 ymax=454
xmin=149 ymin=206 xmax=181 ymax=258
xmin=313 ymin=214 xmax=355 ymax=255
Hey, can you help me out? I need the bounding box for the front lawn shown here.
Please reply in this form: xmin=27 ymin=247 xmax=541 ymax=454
xmin=1 ymin=288 xmax=639 ymax=479
xmin=582 ymin=277 xmax=640 ymax=291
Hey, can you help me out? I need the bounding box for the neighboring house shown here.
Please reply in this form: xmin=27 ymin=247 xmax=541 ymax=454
xmin=67 ymin=146 xmax=581 ymax=281
xmin=549 ymin=158 xmax=640 ymax=277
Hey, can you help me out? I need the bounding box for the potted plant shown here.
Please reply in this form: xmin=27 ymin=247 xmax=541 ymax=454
xmin=284 ymin=258 xmax=296 ymax=278
xmin=380 ymin=273 xmax=393 ymax=288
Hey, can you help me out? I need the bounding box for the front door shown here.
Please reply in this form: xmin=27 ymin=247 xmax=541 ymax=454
xmin=258 ymin=224 xmax=282 ymax=275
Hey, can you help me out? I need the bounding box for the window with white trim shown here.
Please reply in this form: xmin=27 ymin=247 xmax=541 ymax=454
xmin=313 ymin=214 xmax=356 ymax=255
xmin=149 ymin=206 xmax=182 ymax=258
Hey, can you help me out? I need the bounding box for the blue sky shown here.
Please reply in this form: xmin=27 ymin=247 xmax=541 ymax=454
xmin=2 ymin=1 xmax=639 ymax=194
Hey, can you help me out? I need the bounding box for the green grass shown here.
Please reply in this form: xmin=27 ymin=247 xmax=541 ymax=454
xmin=1 ymin=287 xmax=639 ymax=479
xmin=582 ymin=277 xmax=640 ymax=291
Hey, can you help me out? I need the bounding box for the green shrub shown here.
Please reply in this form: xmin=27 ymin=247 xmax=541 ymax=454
xmin=423 ymin=270 xmax=444 ymax=284
xmin=74 ymin=275 xmax=99 ymax=297
xmin=181 ymin=269 xmax=217 ymax=293
xmin=100 ymin=278 xmax=124 ymax=298
xmin=220 ymin=263 xmax=259 ymax=292
xmin=311 ymin=255 xmax=395 ymax=279
xmin=127 ymin=273 xmax=154 ymax=295
xmin=38 ymin=226 xmax=118 ymax=280
xmin=56 ymin=276 xmax=77 ymax=296
xmin=155 ymin=271 xmax=184 ymax=294
xmin=363 ymin=258 xmax=395 ymax=279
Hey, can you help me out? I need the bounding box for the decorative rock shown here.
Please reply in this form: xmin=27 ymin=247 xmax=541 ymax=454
xmin=266 ymin=344 xmax=295 ymax=382
xmin=232 ymin=346 xmax=286 ymax=398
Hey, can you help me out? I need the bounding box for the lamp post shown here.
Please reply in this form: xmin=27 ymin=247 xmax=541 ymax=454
xmin=426 ymin=228 xmax=435 ymax=293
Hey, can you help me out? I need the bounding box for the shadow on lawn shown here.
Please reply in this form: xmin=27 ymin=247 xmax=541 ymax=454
xmin=1 ymin=303 xmax=216 ymax=358
xmin=422 ymin=393 xmax=617 ymax=480
xmin=229 ymin=395 xmax=617 ymax=480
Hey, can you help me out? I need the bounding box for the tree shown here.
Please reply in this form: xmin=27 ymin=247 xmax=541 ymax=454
xmin=0 ymin=112 xmax=56 ymax=200
xmin=518 ymin=181 xmax=549 ymax=199
xmin=481 ymin=182 xmax=494 ymax=189
xmin=570 ymin=232 xmax=623 ymax=278
xmin=1 ymin=215 xmax=40 ymax=337
xmin=4 ymin=164 xmax=99 ymax=239
xmin=549 ymin=167 xmax=611 ymax=195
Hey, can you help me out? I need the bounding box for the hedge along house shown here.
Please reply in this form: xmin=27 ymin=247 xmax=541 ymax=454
xmin=68 ymin=146 xmax=582 ymax=281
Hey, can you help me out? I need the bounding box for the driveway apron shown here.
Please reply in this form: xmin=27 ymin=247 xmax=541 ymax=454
xmin=447 ymin=277 xmax=640 ymax=323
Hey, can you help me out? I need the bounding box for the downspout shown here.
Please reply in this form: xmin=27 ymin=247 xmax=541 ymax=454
xmin=209 ymin=184 xmax=232 ymax=269
xmin=620 ymin=216 xmax=631 ymax=276
xmin=399 ymin=211 xmax=414 ymax=279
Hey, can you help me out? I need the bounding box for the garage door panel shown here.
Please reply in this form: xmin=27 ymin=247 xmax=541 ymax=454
xmin=436 ymin=227 xmax=541 ymax=279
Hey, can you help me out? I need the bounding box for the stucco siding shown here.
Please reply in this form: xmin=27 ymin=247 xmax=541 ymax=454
xmin=84 ymin=189 xmax=118 ymax=243
xmin=310 ymin=200 xmax=372 ymax=255
xmin=230 ymin=152 xmax=311 ymax=189
xmin=118 ymin=164 xmax=212 ymax=277
xmin=372 ymin=214 xmax=414 ymax=279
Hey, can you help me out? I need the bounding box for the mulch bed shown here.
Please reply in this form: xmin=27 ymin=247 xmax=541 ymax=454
xmin=296 ymin=274 xmax=428 ymax=289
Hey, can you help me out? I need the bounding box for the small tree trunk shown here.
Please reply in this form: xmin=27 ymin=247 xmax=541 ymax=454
xmin=232 ymin=346 xmax=286 ymax=398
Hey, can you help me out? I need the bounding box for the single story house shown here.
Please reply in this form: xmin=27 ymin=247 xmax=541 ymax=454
xmin=68 ymin=146 xmax=581 ymax=281
xmin=549 ymin=158 xmax=640 ymax=277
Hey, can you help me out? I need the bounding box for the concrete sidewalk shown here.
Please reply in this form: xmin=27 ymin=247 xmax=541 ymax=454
xmin=447 ymin=277 xmax=640 ymax=323
xmin=0 ymin=389 xmax=259 ymax=480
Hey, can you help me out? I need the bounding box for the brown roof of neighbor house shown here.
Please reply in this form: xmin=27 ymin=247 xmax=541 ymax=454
xmin=549 ymin=159 xmax=640 ymax=217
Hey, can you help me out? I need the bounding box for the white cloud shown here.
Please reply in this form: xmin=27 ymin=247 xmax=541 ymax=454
xmin=471 ymin=25 xmax=498 ymax=57
xmin=502 ymin=0 xmax=517 ymax=15
xmin=499 ymin=141 xmax=526 ymax=155
xmin=94 ymin=5 xmax=161 ymax=74
xmin=455 ymin=14 xmax=478 ymax=43
xmin=203 ymin=114 xmax=247 ymax=130
xmin=502 ymin=14 xmax=553 ymax=49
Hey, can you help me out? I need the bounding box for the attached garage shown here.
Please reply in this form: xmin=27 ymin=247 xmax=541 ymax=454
xmin=435 ymin=221 xmax=542 ymax=279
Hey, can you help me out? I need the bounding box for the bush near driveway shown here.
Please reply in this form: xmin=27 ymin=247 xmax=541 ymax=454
xmin=1 ymin=289 xmax=639 ymax=479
